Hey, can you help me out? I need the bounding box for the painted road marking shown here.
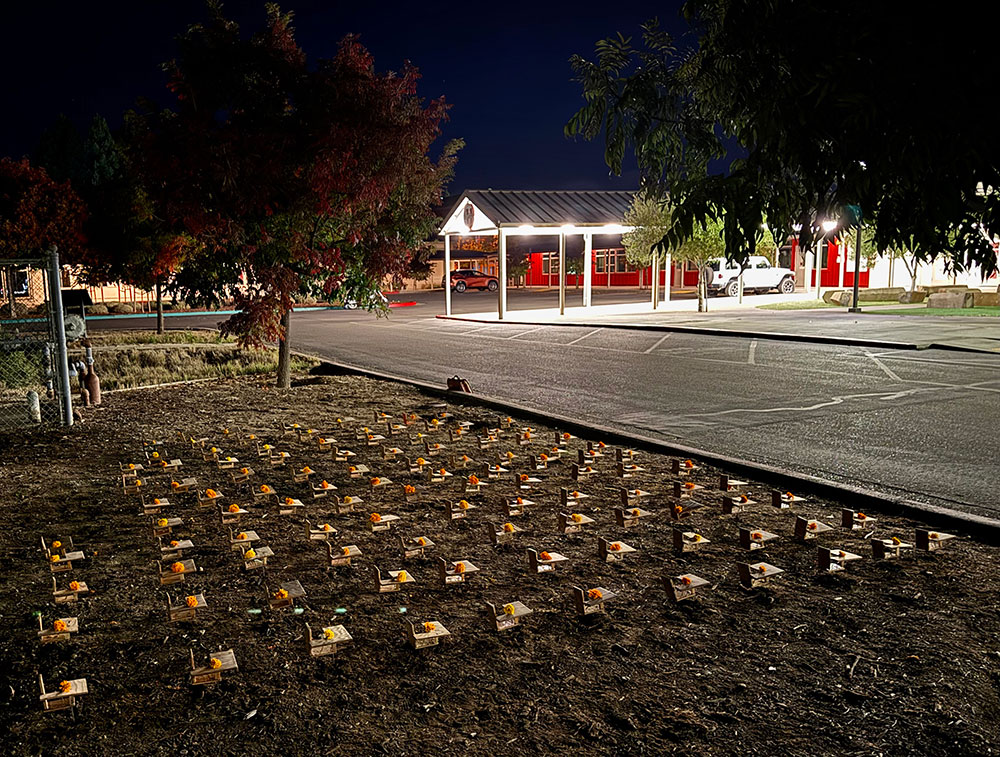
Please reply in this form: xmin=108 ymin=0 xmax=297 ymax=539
xmin=566 ymin=328 xmax=602 ymax=346
xmin=643 ymin=333 xmax=673 ymax=354
xmin=748 ymin=339 xmax=757 ymax=365
xmin=865 ymin=350 xmax=902 ymax=381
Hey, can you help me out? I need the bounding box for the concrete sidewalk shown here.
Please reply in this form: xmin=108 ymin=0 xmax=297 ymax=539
xmin=442 ymin=302 xmax=1000 ymax=353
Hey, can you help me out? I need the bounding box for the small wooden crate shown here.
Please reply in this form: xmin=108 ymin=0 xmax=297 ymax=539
xmin=560 ymin=488 xmax=590 ymax=508
xmin=52 ymin=577 xmax=89 ymax=604
xmin=167 ymin=592 xmax=207 ymax=622
xmin=159 ymin=537 xmax=194 ymax=560
xmin=229 ymin=528 xmax=260 ymax=551
xmin=738 ymin=561 xmax=784 ymax=589
xmin=794 ymin=517 xmax=833 ymax=542
xmin=673 ymin=480 xmax=704 ymax=499
xmin=307 ymin=522 xmax=338 ymax=541
xmin=219 ymin=504 xmax=248 ymax=524
xmin=268 ymin=580 xmax=306 ymax=610
xmin=671 ymin=458 xmax=698 ymax=475
xmin=615 ymin=506 xmax=654 ymax=529
xmin=159 ymin=559 xmax=196 ymax=585
xmin=527 ymin=548 xmax=568 ymax=574
xmin=486 ymin=600 xmax=532 ymax=631
xmin=327 ymin=543 xmax=362 ymax=567
xmin=721 ymin=494 xmax=755 ymax=515
xmin=571 ymin=586 xmax=617 ymax=616
xmin=558 ymin=511 xmax=594 ymax=534
xmin=439 ymin=557 xmax=479 ymax=585
xmin=672 ymin=529 xmax=709 ymax=554
xmin=663 ymin=573 xmax=710 ymax=602
xmin=598 ymin=538 xmax=636 ymax=563
xmin=243 ymin=546 xmax=274 ymax=570
xmin=407 ymin=620 xmax=451 ymax=649
xmin=772 ymin=490 xmax=806 ymax=509
xmin=490 ymin=522 xmax=523 ymax=545
xmin=307 ymin=624 xmax=353 ymax=657
xmin=370 ymin=513 xmax=400 ymax=533
xmin=817 ymin=547 xmax=862 ymax=572
xmin=152 ymin=517 xmax=183 ymax=538
xmin=39 ymin=675 xmax=88 ymax=714
xmin=38 ymin=615 xmax=78 ymax=644
xmin=376 ymin=566 xmax=415 ymax=593
xmin=312 ymin=480 xmax=337 ymax=500
xmin=401 ymin=536 xmax=435 ymax=560
xmin=915 ymin=528 xmax=956 ymax=552
xmin=190 ymin=649 xmax=237 ymax=686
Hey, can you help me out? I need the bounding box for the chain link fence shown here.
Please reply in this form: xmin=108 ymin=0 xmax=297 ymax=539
xmin=1 ymin=253 xmax=73 ymax=428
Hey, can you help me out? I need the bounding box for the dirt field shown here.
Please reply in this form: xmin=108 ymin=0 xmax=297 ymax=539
xmin=1 ymin=372 xmax=998 ymax=756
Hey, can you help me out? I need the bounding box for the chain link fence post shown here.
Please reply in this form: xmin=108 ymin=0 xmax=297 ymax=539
xmin=46 ymin=246 xmax=73 ymax=426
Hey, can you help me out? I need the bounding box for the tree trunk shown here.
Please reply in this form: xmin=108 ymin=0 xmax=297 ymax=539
xmin=155 ymin=278 xmax=165 ymax=334
xmin=276 ymin=307 xmax=292 ymax=389
xmin=697 ymin=268 xmax=706 ymax=312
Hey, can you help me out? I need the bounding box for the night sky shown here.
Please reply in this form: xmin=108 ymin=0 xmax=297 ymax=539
xmin=1 ymin=1 xmax=685 ymax=194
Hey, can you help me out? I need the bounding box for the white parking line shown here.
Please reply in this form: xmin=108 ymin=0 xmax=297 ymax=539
xmin=566 ymin=328 xmax=602 ymax=346
xmin=748 ymin=339 xmax=757 ymax=365
xmin=643 ymin=333 xmax=673 ymax=354
xmin=505 ymin=327 xmax=546 ymax=339
xmin=865 ymin=350 xmax=902 ymax=381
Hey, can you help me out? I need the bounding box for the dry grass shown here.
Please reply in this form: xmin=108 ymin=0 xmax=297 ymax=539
xmin=84 ymin=329 xmax=232 ymax=346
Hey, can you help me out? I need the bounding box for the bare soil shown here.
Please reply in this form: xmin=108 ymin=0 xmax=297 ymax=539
xmin=1 ymin=372 xmax=998 ymax=756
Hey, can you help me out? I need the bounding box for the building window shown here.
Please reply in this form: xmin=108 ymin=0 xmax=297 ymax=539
xmin=595 ymin=254 xmax=605 ymax=273
xmin=615 ymin=254 xmax=626 ymax=273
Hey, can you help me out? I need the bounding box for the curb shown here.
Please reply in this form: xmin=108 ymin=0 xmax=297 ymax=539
xmin=295 ymin=350 xmax=1000 ymax=543
xmin=437 ymin=314 xmax=923 ymax=352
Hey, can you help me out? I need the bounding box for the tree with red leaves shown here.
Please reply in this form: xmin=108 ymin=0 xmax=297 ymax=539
xmin=139 ymin=3 xmax=459 ymax=387
xmin=0 ymin=157 xmax=87 ymax=262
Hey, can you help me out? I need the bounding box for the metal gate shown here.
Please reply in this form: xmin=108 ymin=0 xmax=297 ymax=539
xmin=0 ymin=249 xmax=73 ymax=428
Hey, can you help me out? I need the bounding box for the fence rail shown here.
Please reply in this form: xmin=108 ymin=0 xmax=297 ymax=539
xmin=0 ymin=250 xmax=73 ymax=429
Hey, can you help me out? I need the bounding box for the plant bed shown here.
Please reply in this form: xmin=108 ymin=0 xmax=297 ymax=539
xmin=0 ymin=374 xmax=997 ymax=755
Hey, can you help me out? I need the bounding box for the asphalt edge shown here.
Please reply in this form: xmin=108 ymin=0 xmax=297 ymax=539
xmin=295 ymin=350 xmax=1000 ymax=544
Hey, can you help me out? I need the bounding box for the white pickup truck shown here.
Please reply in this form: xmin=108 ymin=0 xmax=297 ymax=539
xmin=706 ymin=255 xmax=796 ymax=297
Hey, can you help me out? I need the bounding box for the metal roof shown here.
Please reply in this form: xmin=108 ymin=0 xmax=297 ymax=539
xmin=448 ymin=189 xmax=635 ymax=228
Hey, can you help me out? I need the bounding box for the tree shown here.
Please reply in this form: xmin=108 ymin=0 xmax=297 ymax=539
xmin=507 ymin=254 xmax=529 ymax=288
xmin=622 ymin=193 xmax=670 ymax=289
xmin=0 ymin=158 xmax=87 ymax=260
xmin=567 ymin=2 xmax=999 ymax=277
xmin=564 ymin=255 xmax=585 ymax=289
xmin=672 ymin=216 xmax=725 ymax=312
xmin=139 ymin=4 xmax=459 ymax=387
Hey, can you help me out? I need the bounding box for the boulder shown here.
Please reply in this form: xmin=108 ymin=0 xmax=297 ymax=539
xmin=926 ymin=291 xmax=974 ymax=309
xmin=822 ymin=290 xmax=842 ymax=304
xmin=924 ymin=285 xmax=970 ymax=294
xmin=898 ymin=291 xmax=926 ymax=304
xmin=829 ymin=290 xmax=854 ymax=307
xmin=859 ymin=287 xmax=904 ymax=302
xmin=972 ymin=290 xmax=999 ymax=307
xmin=109 ymin=302 xmax=135 ymax=315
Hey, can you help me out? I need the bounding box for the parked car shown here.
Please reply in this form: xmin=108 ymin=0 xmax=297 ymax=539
xmin=706 ymin=256 xmax=795 ymax=297
xmin=441 ymin=269 xmax=500 ymax=293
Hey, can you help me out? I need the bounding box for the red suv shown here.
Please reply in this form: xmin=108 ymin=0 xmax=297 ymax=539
xmin=442 ymin=269 xmax=499 ymax=292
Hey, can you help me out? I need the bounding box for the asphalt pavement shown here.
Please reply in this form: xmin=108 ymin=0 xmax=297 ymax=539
xmin=94 ymin=299 xmax=1000 ymax=519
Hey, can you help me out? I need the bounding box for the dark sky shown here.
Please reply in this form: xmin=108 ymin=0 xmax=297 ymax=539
xmin=1 ymin=1 xmax=685 ymax=193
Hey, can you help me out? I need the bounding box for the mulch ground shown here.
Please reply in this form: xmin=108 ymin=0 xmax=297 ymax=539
xmin=1 ymin=373 xmax=998 ymax=757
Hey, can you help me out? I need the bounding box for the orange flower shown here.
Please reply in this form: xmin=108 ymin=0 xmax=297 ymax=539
xmin=59 ymin=680 xmax=72 ymax=693
xmin=673 ymin=505 xmax=683 ymax=514
xmin=503 ymin=523 xmax=515 ymax=533
xmin=157 ymin=518 xmax=168 ymax=527
xmin=585 ymin=466 xmax=594 ymax=473
xmin=759 ymin=565 xmax=768 ymax=573
xmin=571 ymin=490 xmax=581 ymax=498
xmin=205 ymin=489 xmax=217 ymax=498
xmin=153 ymin=498 xmax=162 ymax=505
xmin=455 ymin=562 xmax=466 ymax=573
xmin=228 ymin=504 xmax=240 ymax=513
xmin=321 ymin=480 xmax=331 ymax=488
xmin=170 ymin=561 xmax=185 ymax=574
xmin=505 ymin=451 xmax=514 ymax=459
xmin=417 ymin=537 xmax=428 ymax=546
xmin=598 ymin=442 xmax=606 ymax=448
xmin=683 ymin=481 xmax=695 ymax=490
xmin=469 ymin=475 xmax=480 ymax=485
xmin=520 ymin=474 xmax=529 ymax=482
xmin=571 ymin=513 xmax=583 ymax=523
xmin=785 ymin=491 xmax=794 ymax=498
xmin=516 ymin=497 xmax=524 ymax=505
xmin=151 ymin=451 xmax=160 ymax=458
xmin=171 ymin=481 xmax=180 ymax=489
xmin=343 ymin=496 xmax=353 ymax=504
xmin=857 ymin=513 xmax=867 ymax=520
xmin=523 ymin=432 xmax=532 ymax=440
xmin=739 ymin=495 xmax=749 ymax=503
xmin=240 ymin=467 xmax=250 ymax=475
xmin=51 ymin=540 xmax=62 ymax=549
xmin=540 ymin=454 xmax=548 ymax=461
xmin=136 ymin=479 xmax=143 ymax=487
xmin=275 ymin=588 xmax=289 ymax=599
xmin=185 ymin=595 xmax=198 ymax=608
xmin=284 ymin=497 xmax=295 ymax=505
xmin=684 ymin=459 xmax=693 ymax=468
xmin=405 ymin=485 xmax=416 ymax=494
xmin=128 ymin=463 xmax=136 ymax=470
xmin=751 ymin=531 xmax=763 ymax=540
xmin=370 ymin=513 xmax=382 ymax=522
xmin=396 ymin=570 xmax=408 ymax=582
xmin=563 ymin=432 xmax=571 ymax=440
xmin=423 ymin=622 xmax=436 ymax=633
xmin=349 ymin=466 xmax=357 ymax=473
xmin=587 ymin=588 xmax=602 ymax=600
xmin=929 ymin=532 xmax=939 ymax=539
xmin=458 ymin=500 xmax=470 ymax=510
xmin=248 ymin=434 xmax=256 ymax=440
xmin=891 ymin=536 xmax=902 ymax=545
xmin=608 ymin=542 xmax=622 ymax=552
xmin=834 ymin=550 xmax=845 ymax=557
xmin=631 ymin=508 xmax=641 ymax=517
xmin=69 ymin=581 xmax=80 ymax=591
xmin=438 ymin=469 xmax=447 ymax=476
xmin=808 ymin=522 xmax=818 ymax=531
xmin=237 ymin=532 xmax=248 ymax=540
xmin=341 ymin=546 xmax=351 ymax=556
xmin=372 ymin=477 xmax=381 ymax=486
xmin=321 ymin=524 xmax=333 ymax=532
xmin=416 ymin=457 xmax=427 ymax=465
xmin=680 ymin=576 xmax=692 ymax=586
xmin=503 ymin=603 xmax=516 ymax=616
xmin=209 ymin=658 xmax=222 ymax=670
xmin=170 ymin=540 xmax=180 ymax=548
xmin=539 ymin=551 xmax=552 ymax=560
xmin=245 ymin=549 xmax=257 ymax=559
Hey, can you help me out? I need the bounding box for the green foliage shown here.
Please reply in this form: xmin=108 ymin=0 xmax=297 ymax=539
xmin=567 ymin=2 xmax=999 ymax=275
xmin=622 ymin=194 xmax=670 ymax=267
